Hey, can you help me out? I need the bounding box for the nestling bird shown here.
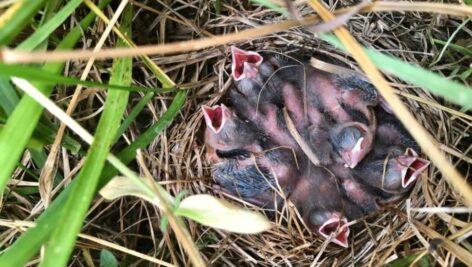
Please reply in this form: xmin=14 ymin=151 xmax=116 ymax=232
xmin=230 ymin=46 xmax=281 ymax=104
xmin=353 ymin=148 xmax=429 ymax=197
xmin=270 ymin=59 xmax=379 ymax=167
xmin=230 ymin=47 xmax=334 ymax=164
xmin=330 ymin=121 xmax=375 ymax=168
xmin=203 ymin=46 xmax=430 ymax=243
xmin=202 ymin=104 xmax=264 ymax=164
xmin=211 ymin=148 xmax=300 ymax=208
xmin=202 ymin=104 xmax=300 ymax=207
xmin=328 ymin=163 xmax=379 ymax=214
xmin=290 ymin=166 xmax=355 ymax=247
xmin=275 ymin=63 xmax=378 ymax=125
xmin=352 ymin=110 xmax=430 ymax=198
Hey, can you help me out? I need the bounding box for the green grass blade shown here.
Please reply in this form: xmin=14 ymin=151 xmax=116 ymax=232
xmin=0 ymin=0 xmax=112 ymax=199
xmin=113 ymin=91 xmax=187 ymax=166
xmin=0 ymin=79 xmax=19 ymax=114
xmin=100 ymin=249 xmax=119 ymax=267
xmin=35 ymin=120 xmax=81 ymax=153
xmin=0 ymin=0 xmax=48 ymax=45
xmin=320 ymin=33 xmax=472 ymax=110
xmin=17 ymin=0 xmax=83 ymax=50
xmin=0 ymin=79 xmax=75 ymax=174
xmin=113 ymin=92 xmax=154 ymax=143
xmin=5 ymin=0 xmax=66 ymax=174
xmin=0 ymin=0 xmax=184 ymax=261
xmin=38 ymin=6 xmax=133 ymax=266
xmin=433 ymin=39 xmax=472 ymax=57
xmin=0 ymin=90 xmax=186 ymax=266
xmin=0 ymin=63 xmax=173 ymax=93
xmin=251 ymin=0 xmax=287 ymax=15
xmin=429 ymin=18 xmax=470 ymax=66
xmin=0 ymin=82 xmax=81 ymax=153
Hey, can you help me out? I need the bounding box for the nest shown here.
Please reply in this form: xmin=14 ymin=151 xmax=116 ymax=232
xmin=4 ymin=1 xmax=471 ymax=266
xmin=132 ymin=2 xmax=470 ymax=266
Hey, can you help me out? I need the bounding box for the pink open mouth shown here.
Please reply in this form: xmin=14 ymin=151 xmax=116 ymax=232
xmin=398 ymin=148 xmax=430 ymax=188
xmin=318 ymin=217 xmax=350 ymax=248
xmin=202 ymin=105 xmax=226 ymax=133
xmin=231 ymin=46 xmax=263 ymax=81
xmin=344 ymin=137 xmax=365 ymax=168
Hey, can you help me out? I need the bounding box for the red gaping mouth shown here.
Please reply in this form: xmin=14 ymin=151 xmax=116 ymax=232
xmin=318 ymin=217 xmax=350 ymax=248
xmin=202 ymin=105 xmax=226 ymax=133
xmin=398 ymin=148 xmax=430 ymax=188
xmin=231 ymin=46 xmax=263 ymax=81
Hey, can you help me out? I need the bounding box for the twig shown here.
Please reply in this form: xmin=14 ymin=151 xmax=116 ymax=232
xmin=282 ymin=107 xmax=320 ymax=166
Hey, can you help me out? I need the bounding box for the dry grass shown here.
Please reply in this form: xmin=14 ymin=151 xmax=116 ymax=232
xmin=2 ymin=0 xmax=471 ymax=266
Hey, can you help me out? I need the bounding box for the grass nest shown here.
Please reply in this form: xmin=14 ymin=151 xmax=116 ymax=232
xmin=2 ymin=0 xmax=471 ymax=266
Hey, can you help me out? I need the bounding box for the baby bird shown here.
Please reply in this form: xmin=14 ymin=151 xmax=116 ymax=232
xmin=274 ymin=61 xmax=378 ymax=167
xmin=229 ymin=89 xmax=300 ymax=150
xmin=202 ymin=104 xmax=299 ymax=207
xmin=291 ymin=166 xmax=355 ymax=248
xmin=276 ymin=64 xmax=378 ymax=125
xmin=230 ymin=46 xmax=281 ymax=104
xmin=330 ymin=121 xmax=375 ymax=168
xmin=354 ymin=148 xmax=429 ymax=197
xmin=328 ymin=163 xmax=379 ymax=214
xmin=212 ymin=148 xmax=299 ymax=208
xmin=202 ymin=104 xmax=263 ymax=164
xmin=230 ymin=47 xmax=333 ymax=164
xmin=353 ymin=111 xmax=430 ymax=198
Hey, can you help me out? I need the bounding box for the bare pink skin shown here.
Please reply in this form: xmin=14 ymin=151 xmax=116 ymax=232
xmin=203 ymin=104 xmax=301 ymax=208
xmin=294 ymin=68 xmax=376 ymax=124
xmin=231 ymin=46 xmax=263 ymax=81
xmin=230 ymin=47 xmax=299 ymax=149
xmin=237 ymin=95 xmax=300 ymax=150
xmin=202 ymin=104 xmax=262 ymax=164
xmin=355 ymin=114 xmax=430 ymax=197
xmin=309 ymin=73 xmax=354 ymax=122
xmin=329 ymin=163 xmax=379 ymax=213
xmin=290 ymin=169 xmax=351 ymax=248
xmin=281 ymin=83 xmax=335 ymax=165
xmin=274 ymin=63 xmax=376 ymax=166
xmin=282 ymin=82 xmax=306 ymax=127
xmin=281 ymin=81 xmax=327 ymax=129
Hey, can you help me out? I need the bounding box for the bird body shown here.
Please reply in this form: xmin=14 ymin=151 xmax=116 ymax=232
xmin=212 ymin=148 xmax=299 ymax=207
xmin=202 ymin=104 xmax=263 ymax=163
xmin=290 ymin=166 xmax=352 ymax=248
xmin=352 ymin=109 xmax=430 ymax=198
xmin=202 ymin=103 xmax=299 ymax=207
xmin=201 ymin=47 xmax=430 ymax=248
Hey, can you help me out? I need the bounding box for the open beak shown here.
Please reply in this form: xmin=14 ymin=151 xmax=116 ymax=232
xmin=202 ymin=104 xmax=228 ymax=134
xmin=318 ymin=216 xmax=350 ymax=248
xmin=344 ymin=137 xmax=365 ymax=168
xmin=231 ymin=46 xmax=263 ymax=81
xmin=398 ymin=148 xmax=430 ymax=188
